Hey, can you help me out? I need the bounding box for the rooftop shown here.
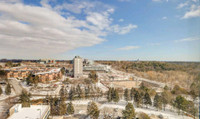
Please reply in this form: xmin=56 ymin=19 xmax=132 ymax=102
xmin=8 ymin=104 xmax=50 ymax=119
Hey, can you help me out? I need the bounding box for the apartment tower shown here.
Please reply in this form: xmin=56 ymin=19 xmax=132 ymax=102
xmin=73 ymin=56 xmax=83 ymax=78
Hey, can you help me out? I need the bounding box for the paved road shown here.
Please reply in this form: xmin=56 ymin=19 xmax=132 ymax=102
xmin=9 ymin=79 xmax=23 ymax=95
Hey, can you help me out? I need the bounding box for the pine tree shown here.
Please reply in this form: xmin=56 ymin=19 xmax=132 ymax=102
xmin=0 ymin=85 xmax=2 ymax=95
xmin=140 ymin=82 xmax=148 ymax=92
xmin=143 ymin=92 xmax=152 ymax=108
xmin=20 ymin=90 xmax=31 ymax=107
xmin=111 ymin=88 xmax=115 ymax=100
xmin=69 ymin=87 xmax=75 ymax=100
xmin=66 ymin=102 xmax=74 ymax=115
xmin=174 ymin=95 xmax=188 ymax=115
xmin=130 ymin=88 xmax=135 ymax=100
xmin=60 ymin=86 xmax=66 ymax=100
xmin=59 ymin=97 xmax=67 ymax=115
xmin=107 ymin=88 xmax=112 ymax=102
xmin=76 ymin=84 xmax=84 ymax=99
xmin=124 ymin=88 xmax=130 ymax=101
xmin=85 ymin=86 xmax=90 ymax=99
xmin=5 ymin=83 xmax=11 ymax=95
xmin=113 ymin=89 xmax=119 ymax=103
xmin=89 ymin=71 xmax=98 ymax=83
xmin=87 ymin=102 xmax=99 ymax=119
xmin=134 ymin=90 xmax=142 ymax=107
xmin=122 ymin=103 xmax=135 ymax=119
xmin=153 ymin=93 xmax=162 ymax=110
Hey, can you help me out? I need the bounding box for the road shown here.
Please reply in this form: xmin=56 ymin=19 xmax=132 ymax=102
xmin=9 ymin=78 xmax=23 ymax=95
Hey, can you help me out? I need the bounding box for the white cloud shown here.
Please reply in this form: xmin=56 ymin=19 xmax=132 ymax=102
xmin=119 ymin=19 xmax=124 ymax=22
xmin=117 ymin=46 xmax=140 ymax=51
xmin=0 ymin=0 xmax=21 ymax=3
xmin=152 ymin=0 xmax=168 ymax=2
xmin=177 ymin=2 xmax=189 ymax=9
xmin=182 ymin=5 xmax=200 ymax=19
xmin=0 ymin=1 xmax=138 ymax=58
xmin=0 ymin=2 xmax=104 ymax=58
xmin=162 ymin=16 xmax=167 ymax=20
xmin=175 ymin=37 xmax=200 ymax=42
xmin=111 ymin=24 xmax=137 ymax=35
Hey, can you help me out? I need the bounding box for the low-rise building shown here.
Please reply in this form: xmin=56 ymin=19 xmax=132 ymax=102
xmin=8 ymin=104 xmax=50 ymax=119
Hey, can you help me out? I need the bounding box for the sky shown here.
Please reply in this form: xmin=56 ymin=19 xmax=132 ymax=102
xmin=0 ymin=0 xmax=199 ymax=61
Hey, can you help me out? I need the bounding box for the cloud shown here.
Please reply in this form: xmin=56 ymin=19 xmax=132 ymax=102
xmin=111 ymin=24 xmax=138 ymax=35
xmin=119 ymin=19 xmax=124 ymax=22
xmin=182 ymin=5 xmax=200 ymax=19
xmin=117 ymin=46 xmax=140 ymax=51
xmin=0 ymin=0 xmax=21 ymax=3
xmin=175 ymin=37 xmax=200 ymax=42
xmin=0 ymin=1 xmax=138 ymax=58
xmin=152 ymin=0 xmax=168 ymax=2
xmin=177 ymin=2 xmax=189 ymax=9
xmin=0 ymin=2 xmax=104 ymax=58
xmin=162 ymin=16 xmax=167 ymax=20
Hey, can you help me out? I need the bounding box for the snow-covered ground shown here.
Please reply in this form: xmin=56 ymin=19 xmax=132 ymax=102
xmin=64 ymin=98 xmax=192 ymax=119
xmin=96 ymin=81 xmax=108 ymax=93
xmin=0 ymin=85 xmax=16 ymax=101
xmin=101 ymin=101 xmax=192 ymax=119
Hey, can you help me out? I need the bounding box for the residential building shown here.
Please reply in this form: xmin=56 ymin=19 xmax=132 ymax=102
xmin=73 ymin=56 xmax=83 ymax=78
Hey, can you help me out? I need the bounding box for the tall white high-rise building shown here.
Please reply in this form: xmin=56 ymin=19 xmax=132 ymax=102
xmin=73 ymin=56 xmax=83 ymax=78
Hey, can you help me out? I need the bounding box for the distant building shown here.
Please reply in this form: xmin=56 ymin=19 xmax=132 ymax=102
xmin=73 ymin=56 xmax=83 ymax=78
xmin=39 ymin=59 xmax=55 ymax=64
xmin=8 ymin=104 xmax=50 ymax=119
xmin=83 ymin=65 xmax=110 ymax=73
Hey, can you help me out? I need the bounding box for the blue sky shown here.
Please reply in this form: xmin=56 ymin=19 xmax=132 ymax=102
xmin=0 ymin=0 xmax=199 ymax=61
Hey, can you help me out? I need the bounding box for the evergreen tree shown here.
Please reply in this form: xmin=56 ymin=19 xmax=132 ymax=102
xmin=5 ymin=83 xmax=11 ymax=95
xmin=87 ymin=102 xmax=100 ymax=119
xmin=130 ymin=88 xmax=135 ymax=100
xmin=122 ymin=103 xmax=135 ymax=119
xmin=51 ymin=97 xmax=60 ymax=115
xmin=174 ymin=95 xmax=188 ymax=115
xmin=124 ymin=88 xmax=130 ymax=101
xmin=59 ymin=97 xmax=67 ymax=115
xmin=19 ymin=90 xmax=31 ymax=107
xmin=60 ymin=86 xmax=66 ymax=100
xmin=76 ymin=84 xmax=84 ymax=99
xmin=66 ymin=102 xmax=74 ymax=115
xmin=69 ymin=87 xmax=75 ymax=100
xmin=113 ymin=89 xmax=119 ymax=103
xmin=153 ymin=93 xmax=162 ymax=110
xmin=0 ymin=85 xmax=2 ymax=95
xmin=134 ymin=90 xmax=142 ymax=107
xmin=107 ymin=88 xmax=112 ymax=102
xmin=89 ymin=71 xmax=98 ymax=83
xmin=140 ymin=82 xmax=149 ymax=92
xmin=85 ymin=86 xmax=90 ymax=99
xmin=164 ymin=85 xmax=169 ymax=90
xmin=61 ymin=67 xmax=66 ymax=75
xmin=143 ymin=92 xmax=152 ymax=108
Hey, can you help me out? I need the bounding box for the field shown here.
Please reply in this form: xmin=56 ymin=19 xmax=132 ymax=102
xmin=96 ymin=61 xmax=200 ymax=89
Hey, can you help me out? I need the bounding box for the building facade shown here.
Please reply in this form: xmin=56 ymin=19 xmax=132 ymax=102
xmin=73 ymin=56 xmax=83 ymax=78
